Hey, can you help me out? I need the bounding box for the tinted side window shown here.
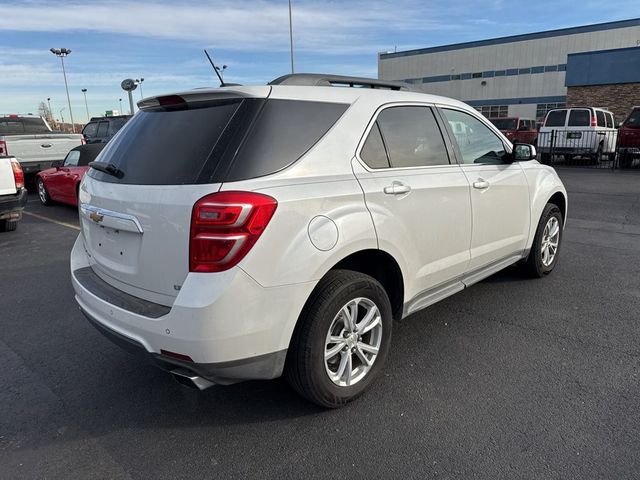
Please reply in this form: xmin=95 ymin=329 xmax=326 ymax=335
xmin=96 ymin=122 xmax=109 ymax=137
xmin=360 ymin=123 xmax=390 ymax=169
xmin=596 ymin=111 xmax=606 ymax=127
xmin=442 ymin=109 xmax=507 ymax=164
xmin=568 ymin=109 xmax=590 ymax=127
xmin=376 ymin=106 xmax=449 ymax=168
xmin=545 ymin=110 xmax=567 ymax=127
xmin=225 ymin=100 xmax=349 ymax=181
xmin=83 ymin=122 xmax=98 ymax=137
xmin=606 ymin=113 xmax=614 ymax=128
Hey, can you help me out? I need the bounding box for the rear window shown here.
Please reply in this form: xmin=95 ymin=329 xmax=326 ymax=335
xmin=545 ymin=110 xmax=567 ymax=127
xmin=83 ymin=122 xmax=98 ymax=137
xmin=0 ymin=117 xmax=51 ymax=134
xmin=490 ymin=118 xmax=517 ymax=131
xmin=596 ymin=111 xmax=605 ymax=127
xmin=88 ymin=98 xmax=348 ymax=185
xmin=568 ymin=109 xmax=591 ymax=127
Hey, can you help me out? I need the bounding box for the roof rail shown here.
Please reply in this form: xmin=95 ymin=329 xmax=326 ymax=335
xmin=268 ymin=73 xmax=416 ymax=91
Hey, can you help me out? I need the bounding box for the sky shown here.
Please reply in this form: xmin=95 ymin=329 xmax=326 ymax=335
xmin=0 ymin=0 xmax=638 ymax=123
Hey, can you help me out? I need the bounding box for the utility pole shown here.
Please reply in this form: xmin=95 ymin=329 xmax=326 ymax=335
xmin=288 ymin=0 xmax=294 ymax=73
xmin=50 ymin=48 xmax=75 ymax=132
xmin=59 ymin=108 xmax=66 ymax=131
xmin=81 ymin=88 xmax=90 ymax=122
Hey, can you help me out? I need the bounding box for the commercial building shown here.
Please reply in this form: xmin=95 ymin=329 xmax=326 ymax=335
xmin=378 ymin=18 xmax=640 ymax=122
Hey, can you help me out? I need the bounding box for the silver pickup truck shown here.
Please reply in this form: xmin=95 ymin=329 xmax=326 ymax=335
xmin=0 ymin=115 xmax=84 ymax=173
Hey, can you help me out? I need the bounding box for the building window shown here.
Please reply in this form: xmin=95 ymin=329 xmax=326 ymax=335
xmin=557 ymin=64 xmax=567 ymax=71
xmin=535 ymin=103 xmax=566 ymax=121
xmin=544 ymin=65 xmax=558 ymax=72
xmin=475 ymin=105 xmax=509 ymax=118
xmin=494 ymin=70 xmax=506 ymax=77
xmin=482 ymin=71 xmax=495 ymax=78
xmin=472 ymin=72 xmax=482 ymax=78
xmin=451 ymin=74 xmax=461 ymax=80
xmin=518 ymin=67 xmax=531 ymax=74
xmin=531 ymin=66 xmax=544 ymax=74
xmin=506 ymin=68 xmax=519 ymax=76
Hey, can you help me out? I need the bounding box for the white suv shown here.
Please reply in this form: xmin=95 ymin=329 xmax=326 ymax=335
xmin=71 ymin=74 xmax=567 ymax=407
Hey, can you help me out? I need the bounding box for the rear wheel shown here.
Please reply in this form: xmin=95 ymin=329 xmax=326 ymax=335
xmin=285 ymin=270 xmax=392 ymax=408
xmin=37 ymin=177 xmax=52 ymax=206
xmin=524 ymin=203 xmax=563 ymax=277
xmin=618 ymin=152 xmax=633 ymax=168
xmin=592 ymin=144 xmax=604 ymax=164
xmin=0 ymin=220 xmax=18 ymax=232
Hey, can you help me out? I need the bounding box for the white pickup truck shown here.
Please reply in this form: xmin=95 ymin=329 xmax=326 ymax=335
xmin=0 ymin=115 xmax=84 ymax=174
xmin=0 ymin=156 xmax=27 ymax=231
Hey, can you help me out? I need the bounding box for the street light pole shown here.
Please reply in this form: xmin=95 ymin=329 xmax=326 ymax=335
xmin=50 ymin=48 xmax=75 ymax=133
xmin=288 ymin=0 xmax=295 ymax=74
xmin=81 ymin=88 xmax=90 ymax=122
xmin=119 ymin=98 xmax=123 ymax=114
xmin=135 ymin=78 xmax=145 ymax=99
xmin=46 ymin=97 xmax=52 ymax=119
xmin=59 ymin=107 xmax=66 ymax=131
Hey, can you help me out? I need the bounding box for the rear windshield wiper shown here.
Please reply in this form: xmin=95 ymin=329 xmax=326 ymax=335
xmin=89 ymin=161 xmax=124 ymax=179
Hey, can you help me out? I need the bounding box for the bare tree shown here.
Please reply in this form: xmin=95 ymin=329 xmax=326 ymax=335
xmin=37 ymin=101 xmax=56 ymax=129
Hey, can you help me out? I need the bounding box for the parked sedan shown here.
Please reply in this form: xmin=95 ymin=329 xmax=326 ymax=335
xmin=36 ymin=143 xmax=105 ymax=206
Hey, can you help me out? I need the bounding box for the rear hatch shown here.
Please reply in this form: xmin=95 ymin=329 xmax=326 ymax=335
xmin=79 ymin=87 xmax=350 ymax=305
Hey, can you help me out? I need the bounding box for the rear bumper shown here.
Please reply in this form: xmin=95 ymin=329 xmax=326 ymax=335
xmin=0 ymin=188 xmax=27 ymax=220
xmin=70 ymin=235 xmax=315 ymax=384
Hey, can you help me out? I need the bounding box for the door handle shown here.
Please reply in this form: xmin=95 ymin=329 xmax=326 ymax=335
xmin=383 ymin=183 xmax=411 ymax=195
xmin=473 ymin=179 xmax=490 ymax=190
xmin=41 ymin=143 xmax=52 ymax=148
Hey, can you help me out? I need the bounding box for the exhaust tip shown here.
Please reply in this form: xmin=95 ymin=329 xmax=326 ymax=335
xmin=170 ymin=368 xmax=215 ymax=391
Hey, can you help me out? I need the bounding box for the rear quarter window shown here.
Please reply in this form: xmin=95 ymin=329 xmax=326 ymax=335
xmin=596 ymin=111 xmax=606 ymax=127
xmin=545 ymin=110 xmax=567 ymax=127
xmin=224 ymin=99 xmax=349 ymax=181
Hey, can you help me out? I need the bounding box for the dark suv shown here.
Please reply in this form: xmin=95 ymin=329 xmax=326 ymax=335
xmin=82 ymin=115 xmax=131 ymax=144
xmin=618 ymin=106 xmax=640 ymax=168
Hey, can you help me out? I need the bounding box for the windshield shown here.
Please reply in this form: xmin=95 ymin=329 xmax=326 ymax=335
xmin=489 ymin=118 xmax=517 ymax=131
xmin=624 ymin=109 xmax=640 ymax=128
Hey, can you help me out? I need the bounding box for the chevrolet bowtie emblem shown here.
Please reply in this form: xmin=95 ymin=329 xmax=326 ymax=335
xmin=89 ymin=212 xmax=104 ymax=223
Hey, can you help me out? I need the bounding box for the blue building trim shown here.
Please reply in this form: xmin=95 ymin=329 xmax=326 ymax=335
xmin=464 ymin=96 xmax=567 ymax=106
xmin=380 ymin=18 xmax=640 ymax=59
xmin=566 ymin=46 xmax=640 ymax=86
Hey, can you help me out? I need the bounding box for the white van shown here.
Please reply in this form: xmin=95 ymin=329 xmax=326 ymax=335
xmin=538 ymin=107 xmax=617 ymax=164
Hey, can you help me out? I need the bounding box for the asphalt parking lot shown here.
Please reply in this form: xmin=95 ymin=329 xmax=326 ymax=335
xmin=1 ymin=169 xmax=639 ymax=479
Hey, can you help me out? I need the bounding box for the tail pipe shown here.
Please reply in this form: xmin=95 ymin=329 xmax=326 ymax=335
xmin=170 ymin=368 xmax=215 ymax=390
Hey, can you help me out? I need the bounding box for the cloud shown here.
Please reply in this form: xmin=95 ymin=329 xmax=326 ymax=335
xmin=0 ymin=0 xmax=459 ymax=55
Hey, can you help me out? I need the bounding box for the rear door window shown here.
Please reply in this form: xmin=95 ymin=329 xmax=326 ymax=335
xmin=545 ymin=110 xmax=567 ymax=127
xmin=375 ymin=106 xmax=450 ymax=168
xmin=568 ymin=109 xmax=591 ymax=127
xmin=596 ymin=111 xmax=606 ymax=127
xmin=624 ymin=109 xmax=640 ymax=127
xmin=96 ymin=121 xmax=109 ymax=137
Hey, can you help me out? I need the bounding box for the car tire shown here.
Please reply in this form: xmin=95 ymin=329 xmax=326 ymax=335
xmin=285 ymin=269 xmax=393 ymax=408
xmin=592 ymin=144 xmax=603 ymax=164
xmin=37 ymin=177 xmax=53 ymax=206
xmin=618 ymin=152 xmax=632 ymax=168
xmin=0 ymin=220 xmax=18 ymax=232
xmin=524 ymin=203 xmax=563 ymax=278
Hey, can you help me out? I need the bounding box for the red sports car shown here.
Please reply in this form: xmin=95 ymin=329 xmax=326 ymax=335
xmin=36 ymin=143 xmax=105 ymax=207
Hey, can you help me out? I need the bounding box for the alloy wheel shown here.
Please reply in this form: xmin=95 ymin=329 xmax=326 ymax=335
xmin=540 ymin=216 xmax=560 ymax=267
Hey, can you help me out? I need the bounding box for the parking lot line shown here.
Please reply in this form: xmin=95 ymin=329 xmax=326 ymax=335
xmin=23 ymin=211 xmax=80 ymax=231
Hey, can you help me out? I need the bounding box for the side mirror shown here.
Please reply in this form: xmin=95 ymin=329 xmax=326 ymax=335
xmin=512 ymin=143 xmax=537 ymax=161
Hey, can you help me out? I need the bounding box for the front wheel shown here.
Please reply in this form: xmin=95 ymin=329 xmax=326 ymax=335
xmin=285 ymin=270 xmax=392 ymax=408
xmin=524 ymin=203 xmax=563 ymax=277
xmin=0 ymin=219 xmax=18 ymax=232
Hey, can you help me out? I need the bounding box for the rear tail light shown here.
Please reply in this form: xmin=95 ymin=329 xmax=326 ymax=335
xmin=189 ymin=191 xmax=278 ymax=273
xmin=591 ymin=115 xmax=597 ymax=127
xmin=0 ymin=140 xmax=7 ymax=156
xmin=10 ymin=158 xmax=24 ymax=189
xmin=81 ymin=137 xmax=87 ymax=145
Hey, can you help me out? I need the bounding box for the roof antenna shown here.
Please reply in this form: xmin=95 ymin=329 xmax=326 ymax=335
xmin=204 ymin=49 xmax=225 ymax=87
